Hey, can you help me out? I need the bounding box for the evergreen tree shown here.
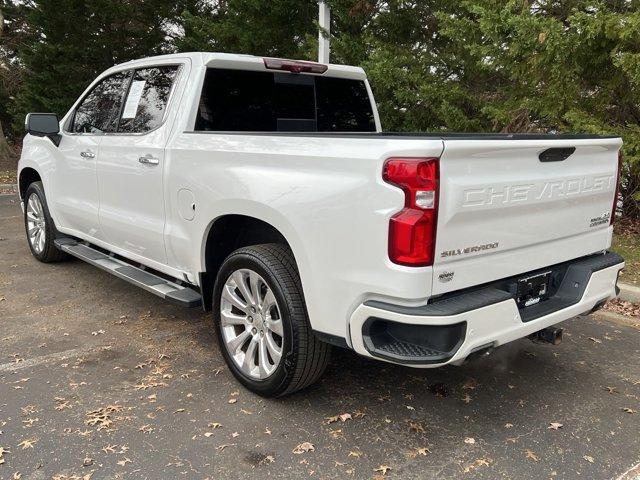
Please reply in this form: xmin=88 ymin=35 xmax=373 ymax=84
xmin=176 ymin=0 xmax=318 ymax=59
xmin=8 ymin=0 xmax=194 ymax=131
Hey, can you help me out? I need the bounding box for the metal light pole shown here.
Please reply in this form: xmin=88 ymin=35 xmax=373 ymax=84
xmin=318 ymin=1 xmax=330 ymax=64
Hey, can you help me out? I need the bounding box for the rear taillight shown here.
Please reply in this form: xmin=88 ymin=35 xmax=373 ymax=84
xmin=263 ymin=58 xmax=328 ymax=74
xmin=611 ymin=151 xmax=623 ymax=225
xmin=383 ymin=157 xmax=439 ymax=266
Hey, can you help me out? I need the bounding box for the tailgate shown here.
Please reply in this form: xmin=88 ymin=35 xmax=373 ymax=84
xmin=433 ymin=138 xmax=621 ymax=295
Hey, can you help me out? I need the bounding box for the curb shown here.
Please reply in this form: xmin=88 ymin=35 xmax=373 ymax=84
xmin=597 ymin=309 xmax=639 ymax=328
xmin=0 ymin=183 xmax=18 ymax=196
xmin=618 ymin=282 xmax=640 ymax=304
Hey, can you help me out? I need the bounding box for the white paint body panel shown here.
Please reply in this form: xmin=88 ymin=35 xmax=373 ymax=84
xmin=434 ymin=139 xmax=621 ymax=295
xmin=17 ymin=52 xmax=623 ymax=360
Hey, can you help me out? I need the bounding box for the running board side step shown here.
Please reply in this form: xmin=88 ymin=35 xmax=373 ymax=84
xmin=54 ymin=238 xmax=202 ymax=308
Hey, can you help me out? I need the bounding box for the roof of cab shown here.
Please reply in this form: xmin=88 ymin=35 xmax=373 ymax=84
xmin=108 ymin=52 xmax=367 ymax=80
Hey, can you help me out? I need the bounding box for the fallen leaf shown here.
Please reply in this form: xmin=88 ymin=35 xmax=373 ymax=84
xmin=204 ymin=432 xmax=214 ymax=438
xmin=240 ymin=409 xmax=252 ymax=415
xmin=348 ymin=450 xmax=362 ymax=458
xmin=325 ymin=415 xmax=339 ymax=424
xmin=622 ymin=407 xmax=637 ymax=414
xmin=464 ymin=437 xmax=476 ymax=445
xmin=116 ymin=457 xmax=132 ymax=466
xmin=583 ymin=455 xmax=594 ymax=463
xmin=462 ymin=393 xmax=472 ymax=404
xmin=603 ymin=386 xmax=617 ymax=394
xmin=407 ymin=421 xmax=425 ymax=433
xmin=548 ymin=422 xmax=563 ymax=430
xmin=525 ymin=450 xmax=539 ymax=462
xmin=260 ymin=454 xmax=275 ymax=465
xmin=102 ymin=444 xmax=117 ymax=454
xmin=0 ymin=446 xmax=8 ymax=464
xmin=216 ymin=443 xmax=235 ymax=451
xmin=228 ymin=398 xmax=237 ymax=404
xmin=416 ymin=447 xmax=430 ymax=456
xmin=18 ymin=439 xmax=36 ymax=449
xmin=588 ymin=337 xmax=602 ymax=344
xmin=339 ymin=413 xmax=352 ymax=422
xmin=462 ymin=378 xmax=479 ymax=390
xmin=138 ymin=425 xmax=153 ymax=434
xmin=374 ymin=465 xmax=391 ymax=475
xmin=292 ymin=442 xmax=315 ymax=454
xmin=504 ymin=423 xmax=513 ymax=429
xmin=207 ymin=422 xmax=222 ymax=429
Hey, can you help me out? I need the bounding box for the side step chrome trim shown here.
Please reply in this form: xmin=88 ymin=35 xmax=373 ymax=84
xmin=54 ymin=238 xmax=202 ymax=308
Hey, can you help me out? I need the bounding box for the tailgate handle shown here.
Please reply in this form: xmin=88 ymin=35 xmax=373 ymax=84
xmin=539 ymin=147 xmax=576 ymax=162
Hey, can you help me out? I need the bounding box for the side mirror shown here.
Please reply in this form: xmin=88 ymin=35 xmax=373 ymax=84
xmin=25 ymin=113 xmax=61 ymax=147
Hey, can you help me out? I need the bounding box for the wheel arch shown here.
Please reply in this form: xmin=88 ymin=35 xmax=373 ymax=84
xmin=199 ymin=214 xmax=300 ymax=311
xmin=18 ymin=167 xmax=42 ymax=200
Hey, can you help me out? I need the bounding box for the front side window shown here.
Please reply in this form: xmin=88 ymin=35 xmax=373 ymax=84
xmin=71 ymin=71 xmax=131 ymax=134
xmin=118 ymin=66 xmax=179 ymax=134
xmin=195 ymin=68 xmax=376 ymax=132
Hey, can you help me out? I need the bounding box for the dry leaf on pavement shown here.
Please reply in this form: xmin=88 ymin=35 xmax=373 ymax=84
xmin=548 ymin=422 xmax=563 ymax=430
xmin=292 ymin=442 xmax=315 ymax=454
xmin=374 ymin=465 xmax=391 ymax=475
xmin=525 ymin=450 xmax=539 ymax=462
xmin=18 ymin=439 xmax=36 ymax=450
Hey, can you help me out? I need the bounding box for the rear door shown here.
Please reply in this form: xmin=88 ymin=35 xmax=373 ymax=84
xmin=97 ymin=65 xmax=181 ymax=265
xmin=432 ymin=138 xmax=621 ymax=295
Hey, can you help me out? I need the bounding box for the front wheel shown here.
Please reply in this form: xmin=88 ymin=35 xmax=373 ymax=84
xmin=212 ymin=244 xmax=330 ymax=397
xmin=23 ymin=181 xmax=67 ymax=263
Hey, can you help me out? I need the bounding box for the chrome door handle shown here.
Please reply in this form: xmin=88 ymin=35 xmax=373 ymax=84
xmin=80 ymin=150 xmax=95 ymax=159
xmin=138 ymin=155 xmax=159 ymax=166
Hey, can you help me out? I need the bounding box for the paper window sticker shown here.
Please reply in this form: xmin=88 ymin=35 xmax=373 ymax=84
xmin=122 ymin=80 xmax=146 ymax=119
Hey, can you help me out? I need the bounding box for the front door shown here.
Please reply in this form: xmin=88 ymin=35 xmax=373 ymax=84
xmin=96 ymin=65 xmax=180 ymax=265
xmin=53 ymin=71 xmax=132 ymax=239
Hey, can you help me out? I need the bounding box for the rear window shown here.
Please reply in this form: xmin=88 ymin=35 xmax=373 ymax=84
xmin=195 ymin=68 xmax=376 ymax=132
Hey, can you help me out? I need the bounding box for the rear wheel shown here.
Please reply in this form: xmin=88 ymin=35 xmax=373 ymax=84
xmin=23 ymin=181 xmax=67 ymax=263
xmin=212 ymin=244 xmax=330 ymax=397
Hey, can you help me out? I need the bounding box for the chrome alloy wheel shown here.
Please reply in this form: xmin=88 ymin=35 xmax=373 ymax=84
xmin=220 ymin=269 xmax=284 ymax=379
xmin=26 ymin=193 xmax=46 ymax=254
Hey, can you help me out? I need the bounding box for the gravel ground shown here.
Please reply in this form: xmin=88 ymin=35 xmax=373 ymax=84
xmin=1 ymin=193 xmax=639 ymax=480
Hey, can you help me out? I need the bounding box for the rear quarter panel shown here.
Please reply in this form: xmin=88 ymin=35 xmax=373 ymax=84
xmin=166 ymin=134 xmax=444 ymax=341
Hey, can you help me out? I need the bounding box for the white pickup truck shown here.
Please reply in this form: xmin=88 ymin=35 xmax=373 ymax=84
xmin=18 ymin=52 xmax=624 ymax=396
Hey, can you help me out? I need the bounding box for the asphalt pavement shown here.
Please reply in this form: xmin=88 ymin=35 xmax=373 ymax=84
xmin=0 ymin=193 xmax=639 ymax=480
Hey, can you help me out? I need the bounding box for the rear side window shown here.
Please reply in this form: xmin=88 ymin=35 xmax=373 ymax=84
xmin=71 ymin=71 xmax=131 ymax=134
xmin=118 ymin=66 xmax=179 ymax=133
xmin=195 ymin=68 xmax=376 ymax=132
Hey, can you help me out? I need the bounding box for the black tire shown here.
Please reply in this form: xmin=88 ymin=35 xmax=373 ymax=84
xmin=212 ymin=243 xmax=331 ymax=397
xmin=23 ymin=181 xmax=68 ymax=263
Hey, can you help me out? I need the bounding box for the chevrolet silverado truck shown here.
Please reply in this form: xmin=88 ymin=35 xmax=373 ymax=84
xmin=18 ymin=52 xmax=625 ymax=396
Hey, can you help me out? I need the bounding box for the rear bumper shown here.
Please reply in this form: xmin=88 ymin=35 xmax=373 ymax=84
xmin=349 ymin=252 xmax=624 ymax=367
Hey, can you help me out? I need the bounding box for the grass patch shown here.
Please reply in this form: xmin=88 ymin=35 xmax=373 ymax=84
xmin=612 ymin=218 xmax=640 ymax=286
